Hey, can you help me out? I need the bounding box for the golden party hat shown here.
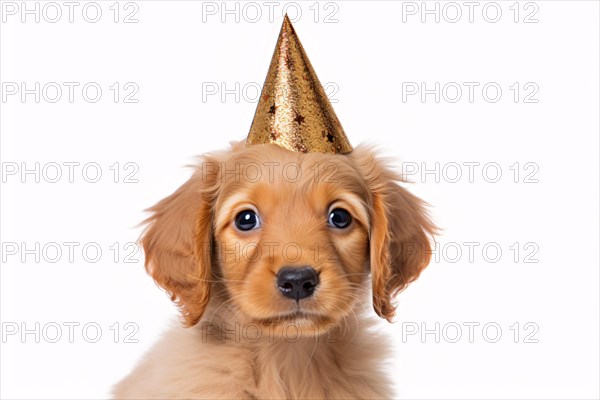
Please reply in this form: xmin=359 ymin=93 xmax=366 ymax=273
xmin=246 ymin=15 xmax=352 ymax=154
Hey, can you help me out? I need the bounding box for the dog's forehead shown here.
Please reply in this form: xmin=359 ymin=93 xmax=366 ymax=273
xmin=217 ymin=146 xmax=366 ymax=198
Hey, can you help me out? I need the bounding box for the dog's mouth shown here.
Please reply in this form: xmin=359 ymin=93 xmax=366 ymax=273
xmin=256 ymin=309 xmax=328 ymax=325
xmin=251 ymin=307 xmax=342 ymax=337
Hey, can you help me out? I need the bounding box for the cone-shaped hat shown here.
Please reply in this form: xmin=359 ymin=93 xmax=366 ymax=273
xmin=246 ymin=15 xmax=352 ymax=154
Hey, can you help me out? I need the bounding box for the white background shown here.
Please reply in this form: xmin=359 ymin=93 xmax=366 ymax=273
xmin=1 ymin=1 xmax=599 ymax=399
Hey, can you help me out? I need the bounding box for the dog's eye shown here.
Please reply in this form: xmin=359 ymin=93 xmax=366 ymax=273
xmin=235 ymin=210 xmax=261 ymax=231
xmin=328 ymin=208 xmax=352 ymax=229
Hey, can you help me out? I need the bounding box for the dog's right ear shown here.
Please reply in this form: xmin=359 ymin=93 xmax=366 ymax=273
xmin=141 ymin=158 xmax=220 ymax=327
xmin=350 ymin=147 xmax=436 ymax=322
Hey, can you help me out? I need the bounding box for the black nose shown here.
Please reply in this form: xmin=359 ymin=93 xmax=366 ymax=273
xmin=276 ymin=267 xmax=319 ymax=300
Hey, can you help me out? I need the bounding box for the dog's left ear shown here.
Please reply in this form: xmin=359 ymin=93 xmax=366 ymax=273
xmin=352 ymin=148 xmax=437 ymax=322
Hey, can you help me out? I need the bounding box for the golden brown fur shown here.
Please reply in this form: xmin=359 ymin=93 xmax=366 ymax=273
xmin=113 ymin=142 xmax=435 ymax=399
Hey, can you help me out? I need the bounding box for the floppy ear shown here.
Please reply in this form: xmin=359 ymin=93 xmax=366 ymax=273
xmin=353 ymin=148 xmax=436 ymax=321
xmin=141 ymin=161 xmax=219 ymax=327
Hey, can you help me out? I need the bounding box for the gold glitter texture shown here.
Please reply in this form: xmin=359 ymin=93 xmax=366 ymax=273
xmin=246 ymin=15 xmax=353 ymax=154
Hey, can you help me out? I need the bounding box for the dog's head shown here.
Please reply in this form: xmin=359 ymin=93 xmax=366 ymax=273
xmin=142 ymin=142 xmax=435 ymax=334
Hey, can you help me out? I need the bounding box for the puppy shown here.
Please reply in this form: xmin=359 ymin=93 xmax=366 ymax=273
xmin=113 ymin=141 xmax=435 ymax=399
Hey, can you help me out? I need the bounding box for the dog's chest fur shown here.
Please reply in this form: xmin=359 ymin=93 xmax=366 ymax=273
xmin=250 ymin=331 xmax=390 ymax=399
xmin=113 ymin=313 xmax=392 ymax=399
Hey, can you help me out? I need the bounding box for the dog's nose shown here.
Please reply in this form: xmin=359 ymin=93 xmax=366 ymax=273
xmin=276 ymin=267 xmax=319 ymax=300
